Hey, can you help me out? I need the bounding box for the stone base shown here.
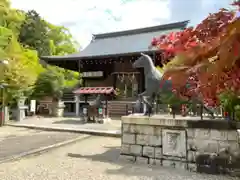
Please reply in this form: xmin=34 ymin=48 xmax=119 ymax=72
xmin=119 ymin=154 xmax=188 ymax=169
xmin=52 ymin=107 xmax=64 ymax=117
xmin=51 ymin=101 xmax=65 ymax=117
xmin=120 ymin=114 xmax=240 ymax=176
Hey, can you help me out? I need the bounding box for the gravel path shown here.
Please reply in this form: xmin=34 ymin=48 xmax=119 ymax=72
xmin=0 ymin=127 xmax=42 ymax=139
xmin=0 ymin=136 xmax=237 ymax=180
xmin=0 ymin=126 xmax=85 ymax=162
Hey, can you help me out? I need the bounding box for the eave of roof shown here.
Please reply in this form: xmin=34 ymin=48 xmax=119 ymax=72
xmin=41 ymin=49 xmax=159 ymax=61
xmin=41 ymin=20 xmax=189 ymax=61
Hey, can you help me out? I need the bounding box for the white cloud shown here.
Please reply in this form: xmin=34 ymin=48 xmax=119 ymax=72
xmin=11 ymin=0 xmax=233 ymax=49
xmin=11 ymin=0 xmax=171 ymax=48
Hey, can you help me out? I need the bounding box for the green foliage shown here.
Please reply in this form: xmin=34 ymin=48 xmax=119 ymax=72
xmin=0 ymin=1 xmax=43 ymax=104
xmin=18 ymin=10 xmax=51 ymax=56
xmin=32 ymin=66 xmax=80 ymax=100
xmin=17 ymin=9 xmax=81 ymax=100
xmin=219 ymin=90 xmax=240 ymax=120
xmin=0 ymin=0 xmax=25 ymax=34
xmin=156 ymin=66 xmax=187 ymax=105
xmin=0 ymin=0 xmax=80 ymax=105
xmin=45 ymin=23 xmax=79 ymax=56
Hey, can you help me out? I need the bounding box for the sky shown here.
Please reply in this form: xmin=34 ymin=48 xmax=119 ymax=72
xmin=11 ymin=0 xmax=234 ymax=49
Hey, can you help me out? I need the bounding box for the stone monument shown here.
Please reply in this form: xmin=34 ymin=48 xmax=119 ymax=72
xmin=16 ymin=96 xmax=28 ymax=121
xmin=132 ymin=53 xmax=171 ymax=115
xmin=132 ymin=53 xmax=214 ymax=117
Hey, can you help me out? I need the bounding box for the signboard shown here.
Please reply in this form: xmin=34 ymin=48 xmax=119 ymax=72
xmin=98 ymin=108 xmax=103 ymax=115
xmin=82 ymin=71 xmax=103 ymax=78
xmin=30 ymin=100 xmax=36 ymax=112
xmin=83 ymin=108 xmax=87 ymax=115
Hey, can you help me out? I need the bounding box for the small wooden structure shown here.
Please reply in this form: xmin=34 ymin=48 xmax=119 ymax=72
xmin=73 ymin=87 xmax=115 ymax=123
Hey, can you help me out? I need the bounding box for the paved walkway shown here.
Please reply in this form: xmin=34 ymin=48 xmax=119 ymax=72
xmin=0 ymin=136 xmax=237 ymax=180
xmin=0 ymin=126 xmax=87 ymax=163
xmin=6 ymin=116 xmax=121 ymax=136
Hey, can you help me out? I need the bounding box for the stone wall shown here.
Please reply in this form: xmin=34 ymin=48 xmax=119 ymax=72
xmin=121 ymin=115 xmax=240 ymax=176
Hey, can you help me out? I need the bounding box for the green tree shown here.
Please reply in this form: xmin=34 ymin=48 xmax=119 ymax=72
xmin=33 ymin=66 xmax=80 ymax=101
xmin=0 ymin=0 xmax=25 ymax=34
xmin=0 ymin=1 xmax=43 ymax=104
xmin=18 ymin=10 xmax=51 ymax=56
xmin=18 ymin=9 xmax=81 ymax=101
xmin=46 ymin=23 xmax=79 ymax=56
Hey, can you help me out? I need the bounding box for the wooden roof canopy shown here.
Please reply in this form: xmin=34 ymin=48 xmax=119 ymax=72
xmin=41 ymin=20 xmax=189 ymax=71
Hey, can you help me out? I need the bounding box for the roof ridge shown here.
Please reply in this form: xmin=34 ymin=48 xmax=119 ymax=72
xmin=93 ymin=20 xmax=189 ymax=39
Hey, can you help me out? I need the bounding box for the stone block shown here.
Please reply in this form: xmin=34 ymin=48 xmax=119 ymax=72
xmin=149 ymin=135 xmax=162 ymax=146
xmin=130 ymin=145 xmax=142 ymax=156
xmin=136 ymin=156 xmax=148 ymax=164
xmin=197 ymin=140 xmax=219 ymax=153
xmin=154 ymin=127 xmax=162 ymax=136
xmin=227 ymin=131 xmax=238 ymax=141
xmin=118 ymin=155 xmax=136 ymax=163
xmin=194 ymin=129 xmax=210 ymax=140
xmin=187 ymin=138 xmax=197 ymax=151
xmin=149 ymin=158 xmax=161 ymax=165
xmin=122 ymin=124 xmax=130 ymax=133
xmin=141 ymin=125 xmax=154 ymax=135
xmin=210 ymin=130 xmax=228 ymax=141
xmin=122 ymin=115 xmax=149 ymax=124
xmin=149 ymin=116 xmax=188 ymax=127
xmin=122 ymin=133 xmax=135 ymax=144
xmin=187 ymin=151 xmax=196 ymax=162
xmin=218 ymin=140 xmax=239 ymax=152
xmin=136 ymin=134 xmax=148 ymax=145
xmin=154 ymin=147 xmax=162 ymax=159
xmin=162 ymin=129 xmax=186 ymax=157
xmin=143 ymin=146 xmax=155 ymax=157
xmin=121 ymin=144 xmax=130 ymax=154
xmin=187 ymin=128 xmax=195 ymax=138
xmin=130 ymin=125 xmax=155 ymax=135
xmin=163 ymin=156 xmax=183 ymax=161
xmin=129 ymin=124 xmax=139 ymax=133
xmin=136 ymin=134 xmax=161 ymax=146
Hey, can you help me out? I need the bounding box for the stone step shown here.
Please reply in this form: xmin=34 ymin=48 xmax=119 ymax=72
xmin=108 ymin=101 xmax=134 ymax=117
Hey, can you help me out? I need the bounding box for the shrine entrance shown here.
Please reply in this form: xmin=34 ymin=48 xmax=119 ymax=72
xmin=113 ymin=72 xmax=140 ymax=99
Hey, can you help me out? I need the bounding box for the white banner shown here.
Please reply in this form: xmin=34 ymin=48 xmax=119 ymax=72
xmin=30 ymin=100 xmax=36 ymax=112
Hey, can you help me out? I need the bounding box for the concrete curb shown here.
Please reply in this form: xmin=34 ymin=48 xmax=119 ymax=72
xmin=6 ymin=124 xmax=121 ymax=138
xmin=0 ymin=135 xmax=92 ymax=164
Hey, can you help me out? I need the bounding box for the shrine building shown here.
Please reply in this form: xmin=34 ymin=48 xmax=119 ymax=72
xmin=41 ymin=20 xmax=189 ymax=117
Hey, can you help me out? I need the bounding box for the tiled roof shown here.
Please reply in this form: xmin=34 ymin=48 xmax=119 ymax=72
xmin=41 ymin=21 xmax=189 ymax=61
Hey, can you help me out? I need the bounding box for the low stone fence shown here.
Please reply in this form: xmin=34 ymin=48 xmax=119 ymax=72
xmin=120 ymin=115 xmax=240 ymax=176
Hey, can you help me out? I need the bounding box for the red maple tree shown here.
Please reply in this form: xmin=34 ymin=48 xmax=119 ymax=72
xmin=150 ymin=2 xmax=240 ymax=107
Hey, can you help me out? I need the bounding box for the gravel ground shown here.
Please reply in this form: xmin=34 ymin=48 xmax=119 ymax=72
xmin=0 ymin=127 xmax=42 ymax=140
xmin=0 ymin=136 xmax=238 ymax=180
xmin=0 ymin=126 xmax=86 ymax=162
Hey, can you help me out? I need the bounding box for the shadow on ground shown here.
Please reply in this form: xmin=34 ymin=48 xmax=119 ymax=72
xmin=67 ymin=146 xmax=120 ymax=163
xmin=66 ymin=146 xmax=226 ymax=179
